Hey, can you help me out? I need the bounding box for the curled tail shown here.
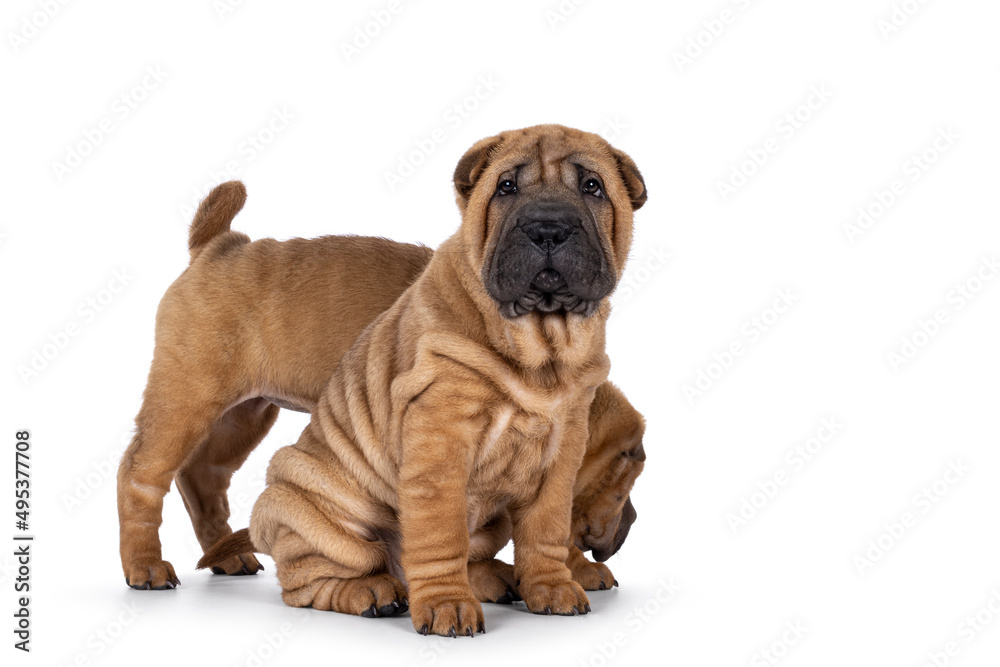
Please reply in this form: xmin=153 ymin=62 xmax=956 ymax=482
xmin=188 ymin=180 xmax=247 ymax=261
xmin=196 ymin=528 xmax=257 ymax=570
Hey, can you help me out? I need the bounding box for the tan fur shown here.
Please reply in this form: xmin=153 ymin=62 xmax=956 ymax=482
xmin=117 ymin=205 xmax=645 ymax=594
xmin=235 ymin=124 xmax=646 ymax=635
xmin=188 ymin=180 xmax=248 ymax=260
xmin=116 ymin=230 xmax=434 ymax=588
xmin=117 ymin=126 xmax=646 ymax=608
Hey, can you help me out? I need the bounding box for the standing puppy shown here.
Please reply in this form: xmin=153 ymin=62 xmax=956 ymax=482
xmin=234 ymin=124 xmax=645 ymax=636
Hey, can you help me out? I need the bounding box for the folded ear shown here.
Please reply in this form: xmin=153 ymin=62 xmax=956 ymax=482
xmin=611 ymin=147 xmax=647 ymax=211
xmin=453 ymin=134 xmax=502 ymax=205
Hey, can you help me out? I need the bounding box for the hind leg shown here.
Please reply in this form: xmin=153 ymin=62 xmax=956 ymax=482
xmin=271 ymin=528 xmax=408 ymax=617
xmin=175 ymin=398 xmax=279 ymax=576
xmin=117 ymin=373 xmax=236 ymax=589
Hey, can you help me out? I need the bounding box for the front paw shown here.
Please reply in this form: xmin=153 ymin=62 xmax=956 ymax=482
xmin=569 ymin=558 xmax=617 ymax=591
xmin=124 ymin=558 xmax=181 ymax=590
xmin=520 ymin=578 xmax=590 ymax=616
xmin=410 ymin=589 xmax=485 ymax=637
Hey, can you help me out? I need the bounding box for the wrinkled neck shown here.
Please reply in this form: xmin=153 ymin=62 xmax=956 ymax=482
xmin=428 ymin=235 xmax=611 ymax=376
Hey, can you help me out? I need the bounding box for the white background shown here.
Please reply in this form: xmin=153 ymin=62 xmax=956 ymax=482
xmin=2 ymin=1 xmax=999 ymax=666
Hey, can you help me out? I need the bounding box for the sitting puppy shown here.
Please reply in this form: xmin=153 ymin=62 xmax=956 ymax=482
xmin=197 ymin=124 xmax=646 ymax=636
xmin=201 ymin=379 xmax=644 ymax=600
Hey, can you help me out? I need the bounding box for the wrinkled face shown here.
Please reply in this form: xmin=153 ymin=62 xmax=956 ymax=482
xmin=453 ymin=125 xmax=646 ymax=318
xmin=485 ymin=162 xmax=617 ymax=317
xmin=570 ymin=384 xmax=647 ymax=562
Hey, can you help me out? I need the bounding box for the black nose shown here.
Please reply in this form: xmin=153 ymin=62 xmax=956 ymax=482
xmin=522 ymin=220 xmax=572 ymax=251
xmin=520 ymin=202 xmax=578 ymax=252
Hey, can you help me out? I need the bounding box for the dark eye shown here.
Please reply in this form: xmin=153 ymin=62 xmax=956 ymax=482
xmin=497 ymin=179 xmax=517 ymax=195
xmin=582 ymin=178 xmax=603 ymax=197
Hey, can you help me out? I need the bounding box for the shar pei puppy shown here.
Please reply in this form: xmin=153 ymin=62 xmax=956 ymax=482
xmin=194 ymin=124 xmax=647 ymax=636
